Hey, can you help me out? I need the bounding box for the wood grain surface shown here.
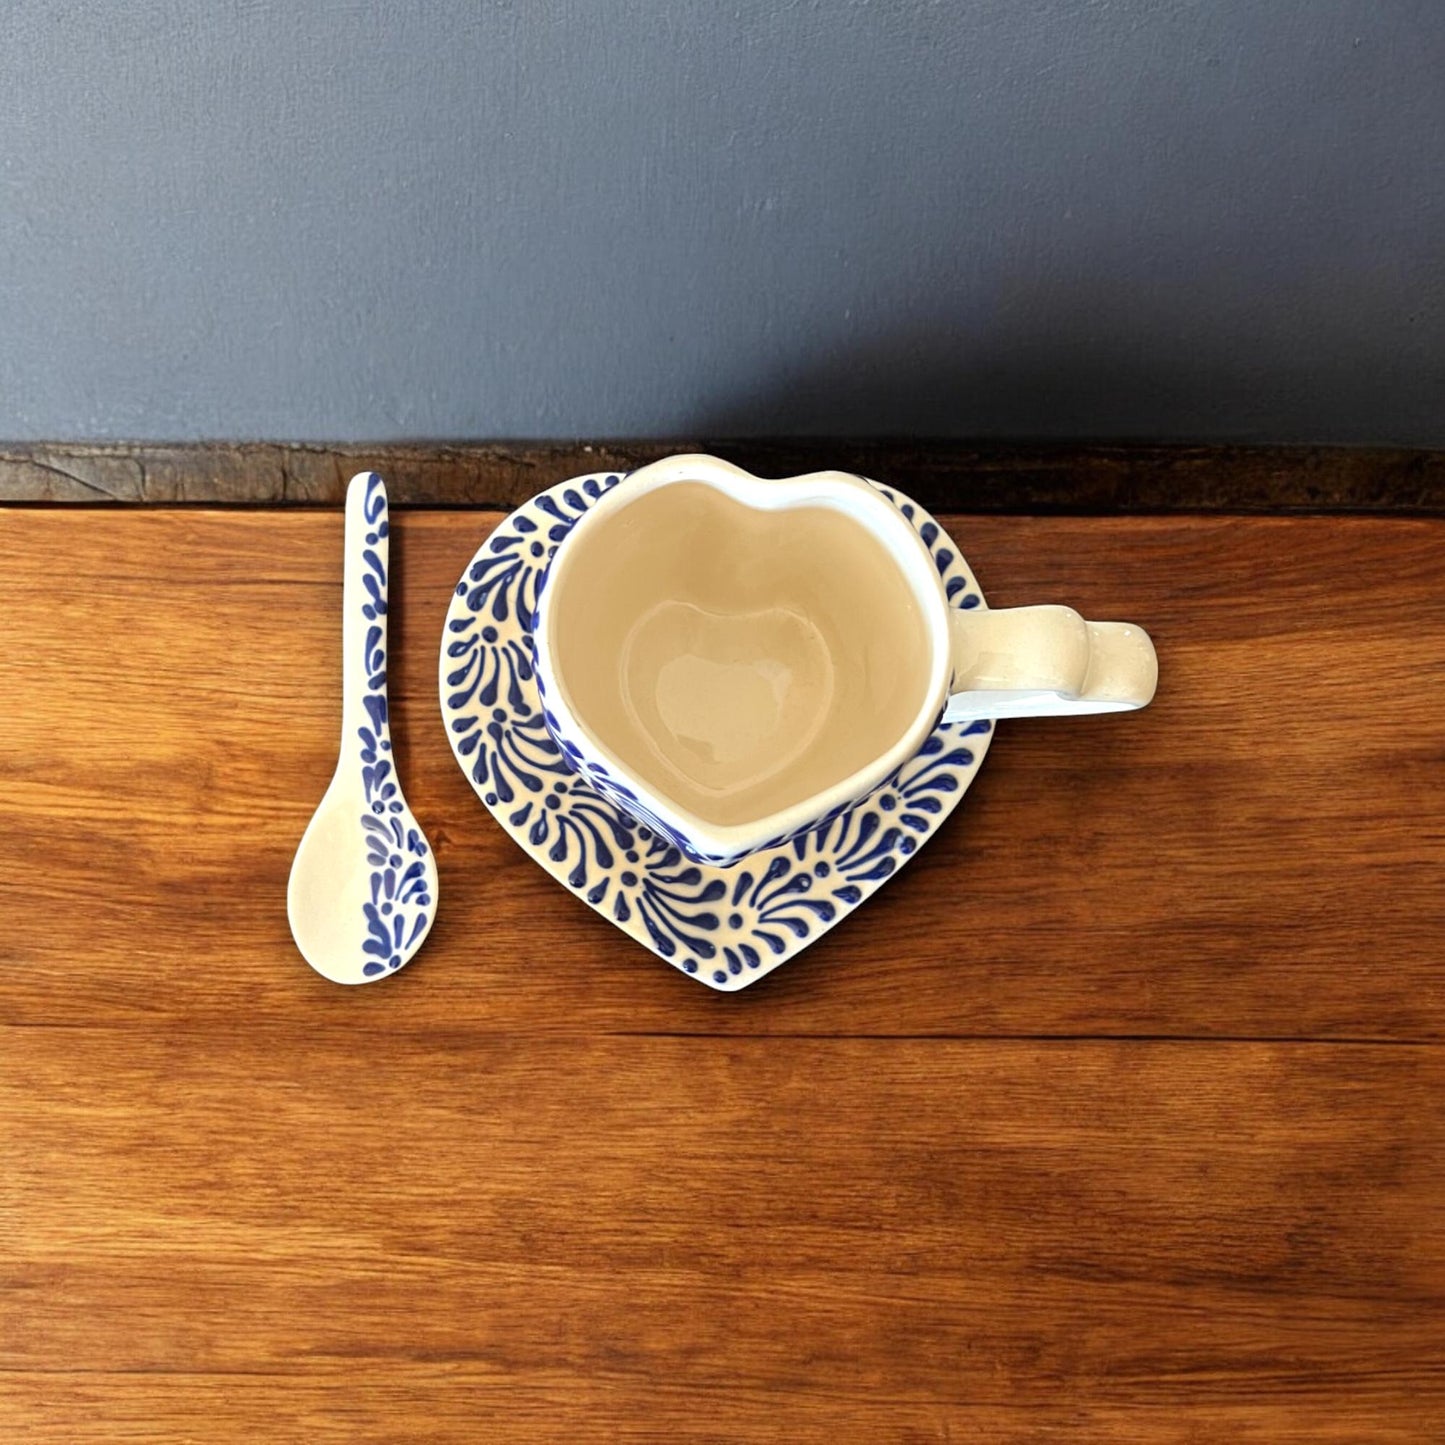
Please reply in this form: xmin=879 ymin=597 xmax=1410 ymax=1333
xmin=5 ymin=439 xmax=1445 ymax=513
xmin=2 ymin=506 xmax=1443 ymax=1441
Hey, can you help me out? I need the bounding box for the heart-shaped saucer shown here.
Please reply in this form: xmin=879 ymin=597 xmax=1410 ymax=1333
xmin=439 ymin=472 xmax=993 ymax=991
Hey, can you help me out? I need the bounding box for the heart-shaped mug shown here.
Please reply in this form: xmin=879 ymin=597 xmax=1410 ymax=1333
xmin=531 ymin=454 xmax=1156 ymax=866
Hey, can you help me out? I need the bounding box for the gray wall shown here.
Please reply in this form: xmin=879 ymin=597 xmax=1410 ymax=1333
xmin=2 ymin=1 xmax=1442 ymax=444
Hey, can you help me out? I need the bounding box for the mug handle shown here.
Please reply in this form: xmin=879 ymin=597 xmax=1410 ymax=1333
xmin=945 ymin=605 xmax=1157 ymax=722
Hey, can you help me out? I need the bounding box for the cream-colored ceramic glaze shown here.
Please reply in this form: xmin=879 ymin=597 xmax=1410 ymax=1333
xmin=550 ymin=483 xmax=931 ymax=828
xmin=533 ymin=455 xmax=1157 ymax=862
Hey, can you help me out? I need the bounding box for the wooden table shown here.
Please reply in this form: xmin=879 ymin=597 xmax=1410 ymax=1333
xmin=3 ymin=466 xmax=1444 ymax=1440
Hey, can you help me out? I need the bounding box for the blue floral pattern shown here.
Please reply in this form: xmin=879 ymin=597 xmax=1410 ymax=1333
xmin=439 ymin=472 xmax=992 ymax=989
xmin=355 ymin=473 xmax=431 ymax=978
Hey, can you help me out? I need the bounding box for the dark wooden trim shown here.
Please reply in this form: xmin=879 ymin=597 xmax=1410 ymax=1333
xmin=3 ymin=439 xmax=1444 ymax=512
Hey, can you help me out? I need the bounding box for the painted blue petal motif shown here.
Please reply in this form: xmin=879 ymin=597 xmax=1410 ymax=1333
xmin=356 ymin=474 xmax=428 ymax=975
xmin=441 ymin=470 xmax=990 ymax=988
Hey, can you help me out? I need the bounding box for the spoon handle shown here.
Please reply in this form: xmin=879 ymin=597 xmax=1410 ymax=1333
xmin=341 ymin=472 xmax=392 ymax=773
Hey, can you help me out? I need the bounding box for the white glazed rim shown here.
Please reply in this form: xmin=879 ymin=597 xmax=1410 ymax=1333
xmin=531 ymin=454 xmax=953 ymax=858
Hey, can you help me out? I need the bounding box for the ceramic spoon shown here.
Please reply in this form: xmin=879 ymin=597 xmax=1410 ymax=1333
xmin=288 ymin=472 xmax=438 ymax=984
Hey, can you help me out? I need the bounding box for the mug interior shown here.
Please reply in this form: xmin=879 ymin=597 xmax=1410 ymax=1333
xmin=546 ymin=481 xmax=933 ymax=829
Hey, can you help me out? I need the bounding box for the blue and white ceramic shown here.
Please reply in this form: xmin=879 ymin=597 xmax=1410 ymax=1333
xmin=529 ymin=455 xmax=1157 ymax=866
xmin=289 ymin=472 xmax=439 ymax=985
xmin=439 ymin=467 xmax=998 ymax=991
